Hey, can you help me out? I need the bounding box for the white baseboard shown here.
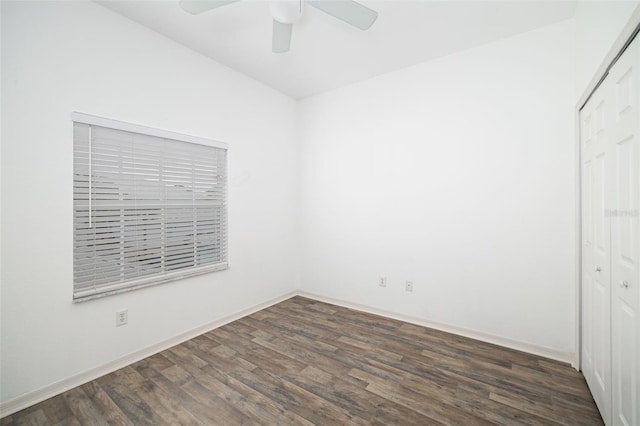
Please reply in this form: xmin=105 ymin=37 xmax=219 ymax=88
xmin=0 ymin=291 xmax=297 ymax=418
xmin=1 ymin=289 xmax=578 ymax=418
xmin=297 ymin=291 xmax=576 ymax=367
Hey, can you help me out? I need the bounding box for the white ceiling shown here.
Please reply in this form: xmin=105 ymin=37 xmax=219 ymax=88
xmin=98 ymin=0 xmax=577 ymax=99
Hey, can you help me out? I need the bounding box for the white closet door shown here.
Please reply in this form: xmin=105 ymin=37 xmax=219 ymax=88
xmin=581 ymin=60 xmax=613 ymax=424
xmin=610 ymin=35 xmax=640 ymax=426
xmin=582 ymin=97 xmax=595 ymax=389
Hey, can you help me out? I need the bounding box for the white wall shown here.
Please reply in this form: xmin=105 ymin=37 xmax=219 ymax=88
xmin=574 ymin=1 xmax=639 ymax=97
xmin=297 ymin=20 xmax=577 ymax=356
xmin=0 ymin=1 xmax=297 ymax=405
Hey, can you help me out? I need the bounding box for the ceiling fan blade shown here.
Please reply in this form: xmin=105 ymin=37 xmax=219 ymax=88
xmin=272 ymin=20 xmax=293 ymax=53
xmin=308 ymin=0 xmax=378 ymax=30
xmin=179 ymin=0 xmax=240 ymax=15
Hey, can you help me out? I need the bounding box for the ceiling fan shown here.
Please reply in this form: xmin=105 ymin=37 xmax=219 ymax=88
xmin=179 ymin=0 xmax=378 ymax=53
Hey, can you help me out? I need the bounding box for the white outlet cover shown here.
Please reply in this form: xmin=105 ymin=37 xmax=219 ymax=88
xmin=379 ymin=276 xmax=387 ymax=287
xmin=405 ymin=281 xmax=414 ymax=292
xmin=116 ymin=309 xmax=128 ymax=327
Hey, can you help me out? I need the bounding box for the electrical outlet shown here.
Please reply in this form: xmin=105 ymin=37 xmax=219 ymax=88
xmin=116 ymin=309 xmax=128 ymax=327
xmin=405 ymin=281 xmax=414 ymax=292
xmin=379 ymin=276 xmax=387 ymax=287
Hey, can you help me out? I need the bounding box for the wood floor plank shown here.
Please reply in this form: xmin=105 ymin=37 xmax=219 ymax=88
xmin=285 ymin=366 xmax=439 ymax=425
xmin=231 ymin=364 xmax=369 ymax=425
xmin=97 ymin=374 xmax=160 ymax=424
xmin=198 ymin=363 xmax=315 ymax=426
xmin=79 ymin=381 xmax=132 ymax=426
xmin=133 ymin=359 xmax=246 ymax=425
xmin=2 ymin=296 xmax=604 ymax=425
xmin=4 ymin=409 xmax=48 ymax=426
xmin=62 ymin=387 xmax=110 ymax=426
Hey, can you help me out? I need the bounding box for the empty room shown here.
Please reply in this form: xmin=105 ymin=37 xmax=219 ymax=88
xmin=1 ymin=0 xmax=639 ymax=424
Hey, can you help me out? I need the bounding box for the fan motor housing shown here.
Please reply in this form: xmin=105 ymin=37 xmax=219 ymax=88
xmin=270 ymin=0 xmax=303 ymax=24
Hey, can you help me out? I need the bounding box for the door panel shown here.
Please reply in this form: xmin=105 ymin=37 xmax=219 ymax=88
xmin=594 ymin=279 xmax=609 ymax=389
xmin=615 ymin=137 xmax=635 ymax=264
xmin=584 ymin=156 xmax=594 ymax=376
xmin=614 ymin=302 xmax=637 ymax=425
xmin=594 ymin=153 xmax=607 ymax=256
xmin=582 ymin=103 xmax=595 ymax=385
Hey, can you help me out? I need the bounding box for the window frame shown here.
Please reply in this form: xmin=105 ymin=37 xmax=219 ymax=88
xmin=71 ymin=112 xmax=229 ymax=302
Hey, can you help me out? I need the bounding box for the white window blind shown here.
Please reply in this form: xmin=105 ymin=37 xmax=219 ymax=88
xmin=72 ymin=113 xmax=228 ymax=302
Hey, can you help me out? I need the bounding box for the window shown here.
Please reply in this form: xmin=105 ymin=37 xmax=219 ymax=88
xmin=72 ymin=113 xmax=228 ymax=302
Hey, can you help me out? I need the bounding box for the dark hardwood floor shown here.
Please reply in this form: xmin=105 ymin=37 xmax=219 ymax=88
xmin=2 ymin=296 xmax=602 ymax=425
